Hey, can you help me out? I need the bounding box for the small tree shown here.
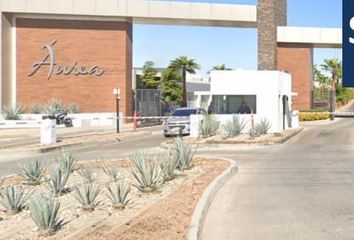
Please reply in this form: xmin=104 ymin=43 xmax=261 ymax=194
xmin=142 ymin=61 xmax=159 ymax=89
xmin=211 ymin=64 xmax=232 ymax=71
xmin=161 ymin=68 xmax=183 ymax=105
xmin=168 ymin=56 xmax=200 ymax=107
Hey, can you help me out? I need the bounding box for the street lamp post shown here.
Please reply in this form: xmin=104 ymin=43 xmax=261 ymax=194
xmin=113 ymin=88 xmax=121 ymax=133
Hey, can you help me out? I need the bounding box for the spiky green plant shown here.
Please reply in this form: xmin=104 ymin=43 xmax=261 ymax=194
xmin=44 ymin=98 xmax=65 ymax=116
xmin=3 ymin=104 xmax=25 ymax=120
xmin=100 ymin=162 xmax=119 ymax=182
xmin=20 ymin=160 xmax=46 ymax=185
xmin=45 ymin=167 xmax=70 ymax=197
xmin=221 ymin=115 xmax=247 ymax=138
xmin=65 ymin=103 xmax=80 ymax=114
xmin=160 ymin=150 xmax=178 ymax=181
xmin=106 ymin=182 xmax=131 ymax=210
xmin=57 ymin=152 xmax=77 ymax=174
xmin=72 ymin=184 xmax=101 ymax=211
xmin=173 ymin=138 xmax=196 ymax=171
xmin=199 ymin=114 xmax=220 ymax=138
xmin=254 ymin=118 xmax=271 ymax=135
xmin=31 ymin=104 xmax=45 ymax=114
xmin=248 ymin=127 xmax=257 ymax=139
xmin=78 ymin=168 xmax=95 ymax=183
xmin=130 ymin=151 xmax=163 ymax=192
xmin=0 ymin=185 xmax=31 ymax=214
xmin=28 ymin=193 xmax=64 ymax=235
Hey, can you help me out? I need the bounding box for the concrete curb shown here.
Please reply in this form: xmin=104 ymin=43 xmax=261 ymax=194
xmin=187 ymin=157 xmax=238 ymax=240
xmin=161 ymin=128 xmax=304 ymax=150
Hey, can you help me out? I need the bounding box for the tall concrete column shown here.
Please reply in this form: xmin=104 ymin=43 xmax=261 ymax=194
xmin=257 ymin=0 xmax=287 ymax=70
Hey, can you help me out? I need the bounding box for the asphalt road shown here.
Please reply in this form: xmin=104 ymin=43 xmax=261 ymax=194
xmin=202 ymin=118 xmax=354 ymax=240
xmin=0 ymin=129 xmax=166 ymax=177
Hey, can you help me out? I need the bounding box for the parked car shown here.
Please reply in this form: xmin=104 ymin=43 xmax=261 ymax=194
xmin=163 ymin=107 xmax=206 ymax=137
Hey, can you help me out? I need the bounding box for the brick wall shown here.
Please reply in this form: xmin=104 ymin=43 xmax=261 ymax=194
xmin=277 ymin=44 xmax=313 ymax=110
xmin=16 ymin=18 xmax=132 ymax=116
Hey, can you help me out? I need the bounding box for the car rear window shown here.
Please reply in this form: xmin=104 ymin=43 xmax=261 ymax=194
xmin=172 ymin=109 xmax=197 ymax=117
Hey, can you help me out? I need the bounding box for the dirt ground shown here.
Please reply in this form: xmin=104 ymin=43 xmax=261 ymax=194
xmin=73 ymin=159 xmax=229 ymax=240
xmin=0 ymin=158 xmax=229 ymax=240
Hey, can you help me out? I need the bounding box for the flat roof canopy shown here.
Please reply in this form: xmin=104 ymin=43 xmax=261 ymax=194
xmin=0 ymin=0 xmax=257 ymax=28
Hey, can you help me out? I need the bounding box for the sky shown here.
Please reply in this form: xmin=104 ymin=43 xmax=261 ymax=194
xmin=133 ymin=0 xmax=342 ymax=74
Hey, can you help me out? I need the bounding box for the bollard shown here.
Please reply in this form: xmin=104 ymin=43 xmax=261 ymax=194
xmin=251 ymin=109 xmax=254 ymax=129
xmin=133 ymin=110 xmax=138 ymax=131
xmin=41 ymin=119 xmax=57 ymax=145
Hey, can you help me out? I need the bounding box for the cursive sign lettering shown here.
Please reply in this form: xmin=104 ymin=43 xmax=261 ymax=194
xmin=28 ymin=39 xmax=105 ymax=80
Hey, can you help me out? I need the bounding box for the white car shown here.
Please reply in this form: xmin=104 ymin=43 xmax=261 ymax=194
xmin=163 ymin=107 xmax=206 ymax=137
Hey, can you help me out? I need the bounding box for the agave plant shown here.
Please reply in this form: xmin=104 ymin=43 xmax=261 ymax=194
xmin=44 ymin=98 xmax=65 ymax=117
xmin=199 ymin=114 xmax=220 ymax=138
xmin=106 ymin=182 xmax=131 ymax=210
xmin=173 ymin=138 xmax=196 ymax=171
xmin=3 ymin=104 xmax=25 ymax=120
xmin=78 ymin=168 xmax=95 ymax=184
xmin=45 ymin=167 xmax=70 ymax=197
xmin=160 ymin=150 xmax=178 ymax=181
xmin=221 ymin=115 xmax=247 ymax=138
xmin=20 ymin=160 xmax=46 ymax=185
xmin=28 ymin=193 xmax=64 ymax=235
xmin=100 ymin=162 xmax=119 ymax=182
xmin=65 ymin=103 xmax=80 ymax=114
xmin=254 ymin=118 xmax=271 ymax=136
xmin=130 ymin=151 xmax=163 ymax=192
xmin=0 ymin=185 xmax=31 ymax=214
xmin=31 ymin=104 xmax=45 ymax=114
xmin=57 ymin=151 xmax=77 ymax=174
xmin=72 ymin=184 xmax=101 ymax=211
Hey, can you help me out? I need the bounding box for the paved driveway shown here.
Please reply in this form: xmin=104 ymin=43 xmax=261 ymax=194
xmin=202 ymin=118 xmax=354 ymax=240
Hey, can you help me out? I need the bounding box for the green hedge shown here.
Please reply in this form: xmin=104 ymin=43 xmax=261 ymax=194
xmin=299 ymin=112 xmax=330 ymax=122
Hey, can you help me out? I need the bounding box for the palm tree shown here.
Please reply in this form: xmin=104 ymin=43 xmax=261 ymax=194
xmin=168 ymin=56 xmax=200 ymax=107
xmin=321 ymin=58 xmax=342 ymax=85
xmin=211 ymin=64 xmax=232 ymax=71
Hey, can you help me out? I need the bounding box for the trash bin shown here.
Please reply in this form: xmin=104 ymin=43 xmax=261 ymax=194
xmin=41 ymin=119 xmax=57 ymax=145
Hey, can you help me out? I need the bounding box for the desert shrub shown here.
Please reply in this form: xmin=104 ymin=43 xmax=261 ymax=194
xmin=72 ymin=184 xmax=101 ymax=211
xmin=299 ymin=112 xmax=330 ymax=121
xmin=3 ymin=104 xmax=25 ymax=120
xmin=0 ymin=185 xmax=31 ymax=214
xmin=65 ymin=103 xmax=80 ymax=114
xmin=160 ymin=150 xmax=178 ymax=181
xmin=31 ymin=104 xmax=45 ymax=114
xmin=57 ymin=152 xmax=77 ymax=174
xmin=199 ymin=114 xmax=220 ymax=138
xmin=106 ymin=181 xmax=131 ymax=210
xmin=45 ymin=167 xmax=70 ymax=197
xmin=130 ymin=151 xmax=163 ymax=192
xmin=44 ymin=98 xmax=65 ymax=116
xmin=28 ymin=193 xmax=64 ymax=235
xmin=78 ymin=168 xmax=95 ymax=184
xmin=221 ymin=115 xmax=247 ymax=138
xmin=20 ymin=160 xmax=46 ymax=185
xmin=173 ymin=138 xmax=195 ymax=171
xmin=254 ymin=118 xmax=271 ymax=135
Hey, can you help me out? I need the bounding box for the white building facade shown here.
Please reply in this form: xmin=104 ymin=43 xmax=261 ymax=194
xmin=194 ymin=70 xmax=298 ymax=133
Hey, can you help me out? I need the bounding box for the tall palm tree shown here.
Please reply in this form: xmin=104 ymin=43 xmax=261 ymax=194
xmin=168 ymin=56 xmax=200 ymax=107
xmin=212 ymin=64 xmax=232 ymax=71
xmin=321 ymin=58 xmax=342 ymax=85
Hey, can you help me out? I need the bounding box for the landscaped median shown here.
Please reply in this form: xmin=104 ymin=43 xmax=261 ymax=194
xmin=0 ymin=139 xmax=233 ymax=240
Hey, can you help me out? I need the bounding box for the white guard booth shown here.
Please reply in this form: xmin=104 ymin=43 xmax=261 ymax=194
xmin=193 ymin=70 xmax=298 ymax=136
